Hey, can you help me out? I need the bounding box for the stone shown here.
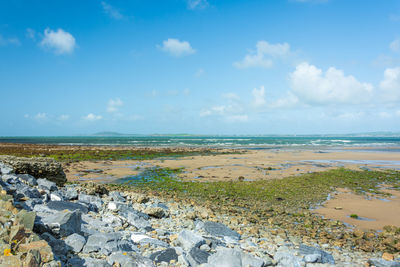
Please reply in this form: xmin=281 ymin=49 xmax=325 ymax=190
xmin=41 ymin=232 xmax=68 ymax=257
xmin=207 ymin=248 xmax=242 ymax=267
xmin=144 ymin=206 xmax=167 ymax=218
xmin=0 ymin=162 xmax=13 ymax=175
xmin=109 ymin=191 xmax=125 ymax=202
xmin=0 ymin=255 xmax=22 ymax=266
xmin=23 ymin=250 xmax=40 ymax=267
xmin=63 ymin=187 xmax=78 ymax=200
xmin=18 ymin=240 xmax=54 ymax=263
xmin=119 ymin=208 xmax=151 ymax=231
xmin=187 ymin=247 xmax=210 ymax=266
xmin=9 ymin=225 xmax=26 ymax=242
xmin=15 ymin=184 xmax=41 ymax=199
xmin=202 ymin=221 xmax=241 ymax=240
xmin=298 ymin=244 xmax=335 ymax=265
xmin=150 ymin=248 xmax=179 ymax=264
xmin=178 ymin=230 xmax=206 ymax=251
xmin=107 ymin=251 xmax=156 ymax=267
xmin=46 ymin=201 xmax=88 ymax=213
xmin=81 ymin=257 xmax=112 ymax=267
xmin=383 ymin=253 xmax=395 ymax=261
xmin=0 ymin=155 xmax=66 ymax=186
xmin=368 ymin=258 xmax=400 ymax=267
xmin=50 ymin=192 xmax=63 ymax=201
xmin=82 ymin=232 xmax=136 ymax=255
xmin=240 ymin=251 xmax=265 ymax=267
xmin=39 ymin=209 xmax=82 ymax=237
xmin=274 ymin=251 xmax=302 ymax=267
xmin=16 ymin=209 xmax=36 ymax=231
xmin=17 ymin=174 xmax=37 ymax=186
xmin=65 ymin=233 xmax=86 ymax=253
xmin=37 ymin=179 xmax=57 ymax=192
xmin=78 ymin=193 xmax=103 ymax=211
xmin=304 ymin=253 xmax=322 ymax=263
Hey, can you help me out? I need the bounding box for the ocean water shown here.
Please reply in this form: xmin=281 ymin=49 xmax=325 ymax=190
xmin=1 ymin=136 xmax=400 ymax=150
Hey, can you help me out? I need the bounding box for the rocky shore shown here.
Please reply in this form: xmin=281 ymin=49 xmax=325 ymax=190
xmin=0 ymin=159 xmax=399 ymax=266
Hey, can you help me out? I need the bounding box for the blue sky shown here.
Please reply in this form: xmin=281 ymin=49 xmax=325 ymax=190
xmin=1 ymin=0 xmax=400 ymax=135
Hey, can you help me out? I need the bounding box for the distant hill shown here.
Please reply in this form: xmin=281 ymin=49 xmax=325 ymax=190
xmin=92 ymin=132 xmax=128 ymax=136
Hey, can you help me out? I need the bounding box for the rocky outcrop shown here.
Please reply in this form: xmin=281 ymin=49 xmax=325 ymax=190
xmin=1 ymin=158 xmax=400 ymax=266
xmin=0 ymin=155 xmax=66 ymax=186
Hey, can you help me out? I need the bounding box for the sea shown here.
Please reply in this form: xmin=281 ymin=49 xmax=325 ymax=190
xmin=1 ymin=136 xmax=400 ymax=151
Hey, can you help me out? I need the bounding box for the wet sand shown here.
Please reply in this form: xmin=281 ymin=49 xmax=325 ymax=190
xmin=315 ymin=188 xmax=400 ymax=230
xmin=65 ymin=148 xmax=400 ymax=183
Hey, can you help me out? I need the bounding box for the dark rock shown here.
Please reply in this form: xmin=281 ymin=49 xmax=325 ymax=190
xmin=15 ymin=183 xmax=41 ymax=199
xmin=0 ymin=162 xmax=13 ymax=175
xmin=17 ymin=174 xmax=38 ymax=186
xmin=47 ymin=201 xmax=88 ymax=213
xmin=298 ymin=244 xmax=335 ymax=265
xmin=38 ymin=209 xmax=82 ymax=237
xmin=41 ymin=232 xmax=68 ymax=258
xmin=187 ymin=247 xmax=210 ymax=266
xmin=83 ymin=232 xmax=136 ymax=256
xmin=150 ymin=248 xmax=178 ymax=264
xmin=0 ymin=155 xmax=66 ymax=186
xmin=202 ymin=221 xmax=241 ymax=240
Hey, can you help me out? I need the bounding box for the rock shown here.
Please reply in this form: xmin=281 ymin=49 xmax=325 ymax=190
xmin=15 ymin=209 xmax=36 ymax=231
xmin=78 ymin=257 xmax=112 ymax=267
xmin=107 ymin=251 xmax=156 ymax=267
xmin=368 ymin=258 xmax=400 ymax=267
xmin=304 ymin=253 xmax=322 ymax=263
xmin=50 ymin=192 xmax=63 ymax=201
xmin=18 ymin=240 xmax=54 ymax=263
xmin=150 ymin=248 xmax=179 ymax=264
xmin=383 ymin=253 xmax=395 ymax=261
xmin=298 ymin=244 xmax=335 ymax=264
xmin=202 ymin=221 xmax=241 ymax=240
xmin=83 ymin=232 xmax=136 ymax=255
xmin=0 ymin=162 xmax=13 ymax=175
xmin=63 ymin=187 xmax=78 ymax=200
xmin=37 ymin=179 xmax=57 ymax=192
xmin=144 ymin=206 xmax=167 ymax=218
xmin=207 ymin=248 xmax=242 ymax=267
xmin=15 ymin=183 xmax=41 ymax=199
xmin=0 ymin=255 xmax=22 ymax=266
xmin=41 ymin=232 xmax=68 ymax=257
xmin=39 ymin=209 xmax=82 ymax=237
xmin=178 ymin=230 xmax=206 ymax=251
xmin=187 ymin=247 xmax=210 ymax=266
xmin=240 ymin=251 xmax=265 ymax=267
xmin=274 ymin=251 xmax=302 ymax=267
xmin=46 ymin=201 xmax=88 ymax=213
xmin=109 ymin=191 xmax=125 ymax=202
xmin=0 ymin=156 xmax=66 ymax=186
xmin=65 ymin=233 xmax=86 ymax=253
xmin=17 ymin=174 xmax=38 ymax=186
xmin=78 ymin=193 xmax=103 ymax=211
xmin=119 ymin=208 xmax=151 ymax=231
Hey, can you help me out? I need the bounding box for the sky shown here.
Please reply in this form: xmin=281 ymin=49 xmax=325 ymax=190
xmin=1 ymin=0 xmax=400 ymax=135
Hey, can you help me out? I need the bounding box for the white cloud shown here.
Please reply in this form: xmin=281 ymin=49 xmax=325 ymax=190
xmin=379 ymin=67 xmax=400 ymax=102
xmin=0 ymin=34 xmax=20 ymax=46
xmin=58 ymin=114 xmax=70 ymax=121
xmin=396 ymin=110 xmax=400 ymax=117
xmin=40 ymin=28 xmax=76 ymax=54
xmin=83 ymin=113 xmax=102 ymax=121
xmin=288 ymin=62 xmax=373 ymax=105
xmin=390 ymin=39 xmax=400 ymax=53
xmin=187 ymin=0 xmax=209 ymax=10
xmin=34 ymin=112 xmax=48 ymax=121
xmin=234 ymin=41 xmax=290 ymax=69
xmin=107 ymin=98 xmax=123 ymax=113
xmin=200 ymin=93 xmax=247 ymax=122
xmin=252 ymin=86 xmax=266 ymax=107
xmin=269 ymin=92 xmax=299 ymax=109
xmin=378 ymin=111 xmax=391 ymax=118
xmin=101 ymin=1 xmax=124 ymax=20
xmin=158 ymin=38 xmax=195 ymax=57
